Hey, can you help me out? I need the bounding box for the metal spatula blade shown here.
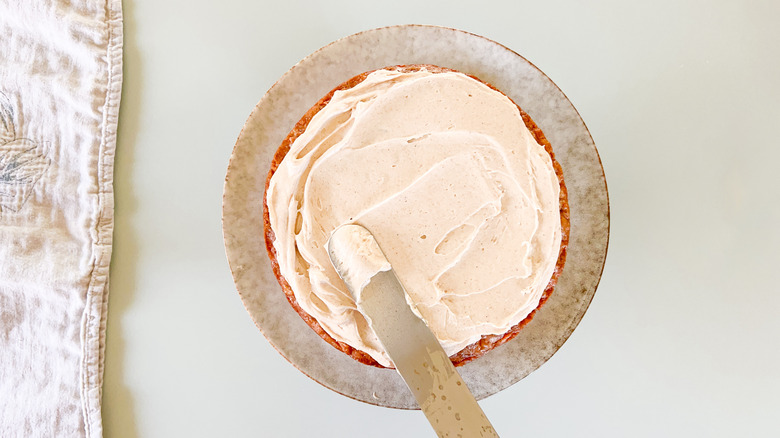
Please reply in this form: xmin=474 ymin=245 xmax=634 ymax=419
xmin=328 ymin=224 xmax=499 ymax=438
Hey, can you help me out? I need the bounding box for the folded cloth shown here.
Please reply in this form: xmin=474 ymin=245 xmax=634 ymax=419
xmin=0 ymin=1 xmax=123 ymax=436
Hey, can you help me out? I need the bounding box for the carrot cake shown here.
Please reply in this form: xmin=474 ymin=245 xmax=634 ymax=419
xmin=263 ymin=65 xmax=569 ymax=368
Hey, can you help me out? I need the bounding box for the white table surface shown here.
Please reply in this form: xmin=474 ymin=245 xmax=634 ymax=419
xmin=103 ymin=1 xmax=780 ymax=437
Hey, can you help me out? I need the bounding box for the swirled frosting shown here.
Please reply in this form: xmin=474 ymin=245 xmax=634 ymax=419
xmin=267 ymin=68 xmax=561 ymax=367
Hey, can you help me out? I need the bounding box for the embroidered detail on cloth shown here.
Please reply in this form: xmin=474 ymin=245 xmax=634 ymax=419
xmin=0 ymin=92 xmax=50 ymax=213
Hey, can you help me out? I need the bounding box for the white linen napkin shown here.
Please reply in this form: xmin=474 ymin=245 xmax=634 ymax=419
xmin=0 ymin=1 xmax=122 ymax=436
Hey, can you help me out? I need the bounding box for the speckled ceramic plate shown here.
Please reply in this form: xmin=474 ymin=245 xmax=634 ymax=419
xmin=222 ymin=25 xmax=609 ymax=409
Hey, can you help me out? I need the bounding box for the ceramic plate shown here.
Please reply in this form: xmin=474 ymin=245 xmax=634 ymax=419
xmin=222 ymin=25 xmax=609 ymax=409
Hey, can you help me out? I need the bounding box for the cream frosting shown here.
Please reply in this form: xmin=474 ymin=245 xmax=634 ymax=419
xmin=267 ymin=68 xmax=562 ymax=367
xmin=327 ymin=224 xmax=392 ymax=299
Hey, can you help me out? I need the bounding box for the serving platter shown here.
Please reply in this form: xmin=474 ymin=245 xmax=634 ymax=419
xmin=222 ymin=25 xmax=609 ymax=409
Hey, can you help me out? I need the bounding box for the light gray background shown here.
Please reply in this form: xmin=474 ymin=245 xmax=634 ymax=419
xmin=103 ymin=1 xmax=780 ymax=437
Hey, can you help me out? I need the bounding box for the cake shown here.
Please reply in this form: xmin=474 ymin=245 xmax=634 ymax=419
xmin=263 ymin=65 xmax=569 ymax=368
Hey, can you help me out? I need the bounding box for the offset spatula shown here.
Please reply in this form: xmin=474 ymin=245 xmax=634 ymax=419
xmin=327 ymin=224 xmax=499 ymax=438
